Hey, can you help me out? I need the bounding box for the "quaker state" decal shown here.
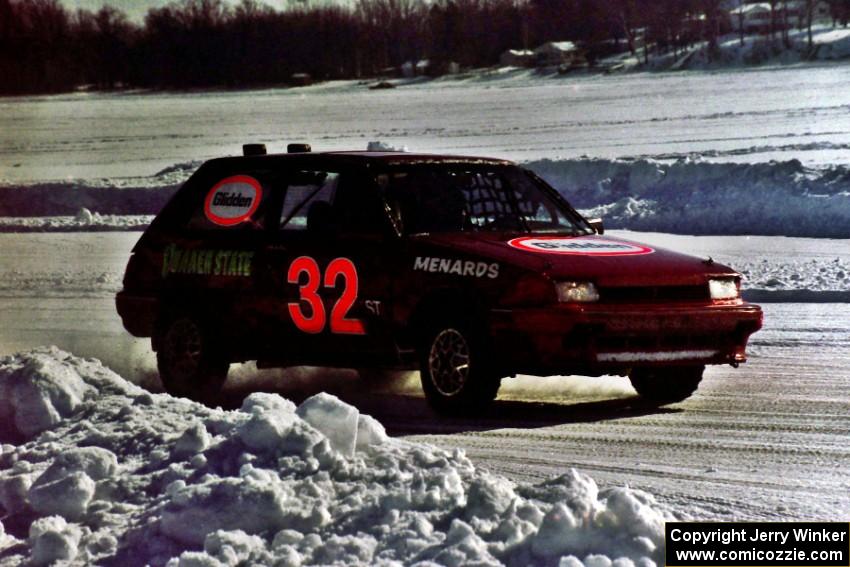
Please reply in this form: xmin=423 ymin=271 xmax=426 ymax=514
xmin=162 ymin=244 xmax=253 ymax=277
xmin=508 ymin=236 xmax=654 ymax=256
xmin=204 ymin=175 xmax=263 ymax=226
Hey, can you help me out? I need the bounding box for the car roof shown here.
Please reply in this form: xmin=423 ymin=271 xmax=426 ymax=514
xmin=204 ymin=150 xmax=515 ymax=170
xmin=324 ymin=151 xmax=514 ymax=165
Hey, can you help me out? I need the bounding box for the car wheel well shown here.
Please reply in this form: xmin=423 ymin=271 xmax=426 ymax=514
xmin=152 ymin=297 xmax=208 ymax=351
xmin=407 ymin=288 xmax=489 ymax=345
xmin=413 ymin=294 xmax=501 ymax=414
xmin=155 ymin=312 xmax=230 ymax=404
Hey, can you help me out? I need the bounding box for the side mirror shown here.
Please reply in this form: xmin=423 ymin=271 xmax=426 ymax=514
xmin=587 ymin=217 xmax=604 ymax=235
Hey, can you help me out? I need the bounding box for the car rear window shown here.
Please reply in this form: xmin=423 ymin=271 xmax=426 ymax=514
xmin=279 ymin=170 xmax=339 ymax=231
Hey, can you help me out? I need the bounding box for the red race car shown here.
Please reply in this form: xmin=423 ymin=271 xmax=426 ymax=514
xmin=117 ymin=144 xmax=763 ymax=412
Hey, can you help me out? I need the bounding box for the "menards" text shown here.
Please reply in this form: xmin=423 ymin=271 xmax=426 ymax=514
xmin=414 ymin=256 xmax=499 ymax=279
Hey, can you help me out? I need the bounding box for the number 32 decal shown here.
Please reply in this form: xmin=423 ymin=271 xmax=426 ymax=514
xmin=287 ymin=256 xmax=366 ymax=335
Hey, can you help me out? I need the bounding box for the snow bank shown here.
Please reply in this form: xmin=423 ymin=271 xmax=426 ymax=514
xmin=0 ymin=348 xmax=673 ymax=566
xmin=367 ymin=140 xmax=409 ymax=152
xmin=0 ymin=213 xmax=153 ymax=232
xmin=0 ymin=161 xmax=191 ymax=217
xmin=529 ymin=157 xmax=850 ymax=238
xmin=4 ymin=154 xmax=850 ymax=238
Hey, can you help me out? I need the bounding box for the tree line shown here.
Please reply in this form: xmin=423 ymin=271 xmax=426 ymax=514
xmin=1 ymin=0 xmax=849 ymax=95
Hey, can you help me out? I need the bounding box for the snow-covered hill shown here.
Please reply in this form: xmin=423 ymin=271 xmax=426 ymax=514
xmin=605 ymin=26 xmax=850 ymax=72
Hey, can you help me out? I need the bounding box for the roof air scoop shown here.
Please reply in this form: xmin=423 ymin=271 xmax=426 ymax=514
xmin=243 ymin=144 xmax=267 ymax=156
xmin=287 ymin=143 xmax=311 ymax=153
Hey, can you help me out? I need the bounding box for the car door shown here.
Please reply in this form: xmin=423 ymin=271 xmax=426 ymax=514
xmin=254 ymin=167 xmax=400 ymax=368
xmin=161 ymin=167 xmax=275 ymax=360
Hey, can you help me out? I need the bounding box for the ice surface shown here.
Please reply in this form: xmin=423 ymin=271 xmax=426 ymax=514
xmin=0 ymin=347 xmax=674 ymax=566
xmin=2 ymin=64 xmax=849 ymax=185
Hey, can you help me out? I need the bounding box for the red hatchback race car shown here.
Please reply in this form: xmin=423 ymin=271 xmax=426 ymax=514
xmin=116 ymin=144 xmax=763 ymax=412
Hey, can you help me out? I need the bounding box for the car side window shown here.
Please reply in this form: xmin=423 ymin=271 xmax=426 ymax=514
xmin=333 ymin=175 xmax=391 ymax=234
xmin=381 ymin=165 xmax=588 ymax=235
xmin=187 ymin=172 xmax=271 ymax=231
xmin=279 ymin=171 xmax=339 ymax=231
xmin=457 ymin=171 xmax=515 ymax=229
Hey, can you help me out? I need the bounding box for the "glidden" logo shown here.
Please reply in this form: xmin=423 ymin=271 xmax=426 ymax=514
xmin=204 ymin=175 xmax=262 ymax=226
xmin=508 ymin=236 xmax=654 ymax=256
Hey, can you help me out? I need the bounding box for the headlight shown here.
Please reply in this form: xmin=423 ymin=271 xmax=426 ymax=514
xmin=709 ymin=278 xmax=739 ymax=300
xmin=556 ymin=281 xmax=599 ymax=303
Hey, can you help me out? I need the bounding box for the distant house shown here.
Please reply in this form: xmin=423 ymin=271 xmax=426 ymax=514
xmin=401 ymin=59 xmax=459 ymax=77
xmin=415 ymin=59 xmax=431 ymax=75
xmin=533 ymin=41 xmax=583 ymax=67
xmin=290 ymin=73 xmax=312 ymax=86
xmin=730 ymin=3 xmax=772 ymax=32
xmin=499 ymin=49 xmax=535 ymax=67
xmin=730 ymin=1 xmax=831 ymax=32
xmin=797 ymin=0 xmax=832 ymax=24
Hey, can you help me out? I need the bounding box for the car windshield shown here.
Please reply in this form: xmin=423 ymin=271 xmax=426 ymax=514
xmin=380 ymin=165 xmax=591 ymax=235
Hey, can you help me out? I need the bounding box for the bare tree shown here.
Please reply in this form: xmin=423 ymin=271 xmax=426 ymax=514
xmin=768 ymin=0 xmax=778 ymax=43
xmin=701 ymin=0 xmax=723 ymax=58
xmin=735 ymin=4 xmax=744 ymax=46
xmin=780 ymin=0 xmax=791 ymax=48
xmin=804 ymin=0 xmax=816 ymax=50
xmin=613 ymin=0 xmax=639 ymax=55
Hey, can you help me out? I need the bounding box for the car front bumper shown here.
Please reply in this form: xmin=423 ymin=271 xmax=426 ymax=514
xmin=489 ymin=302 xmax=763 ymax=375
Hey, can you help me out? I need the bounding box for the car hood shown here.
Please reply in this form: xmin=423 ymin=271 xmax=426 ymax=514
xmin=415 ymin=232 xmax=739 ymax=287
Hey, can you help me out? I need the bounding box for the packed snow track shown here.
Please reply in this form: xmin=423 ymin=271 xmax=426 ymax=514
xmin=401 ymin=304 xmax=850 ymax=521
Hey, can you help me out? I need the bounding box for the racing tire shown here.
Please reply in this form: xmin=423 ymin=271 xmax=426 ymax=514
xmin=419 ymin=317 xmax=500 ymax=414
xmin=156 ymin=314 xmax=229 ymax=404
xmin=629 ymin=365 xmax=704 ymax=404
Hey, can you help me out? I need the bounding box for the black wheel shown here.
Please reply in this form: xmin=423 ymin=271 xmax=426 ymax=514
xmin=629 ymin=365 xmax=704 ymax=404
xmin=419 ymin=318 xmax=500 ymax=414
xmin=156 ymin=314 xmax=229 ymax=404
